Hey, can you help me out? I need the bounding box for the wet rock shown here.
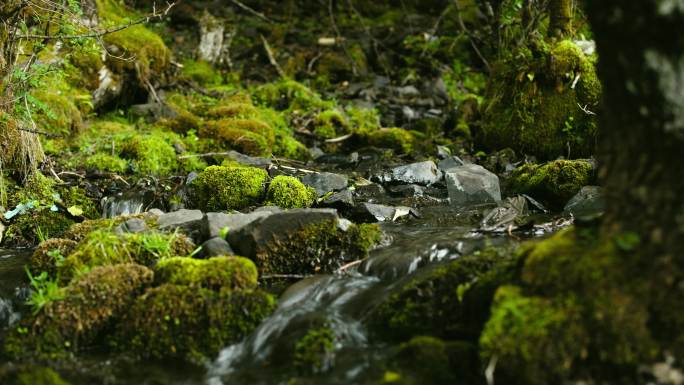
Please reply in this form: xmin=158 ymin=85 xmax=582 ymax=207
xmin=437 ymin=145 xmax=452 ymax=159
xmin=437 ymin=156 xmax=466 ymax=172
xmin=354 ymin=183 xmax=386 ymax=200
xmin=157 ymin=209 xmax=205 ymax=242
xmin=146 ymin=208 xmax=165 ymax=218
xmin=373 ymin=161 xmax=442 ymax=186
xmin=564 ymin=186 xmax=604 ymax=217
xmin=228 ymin=209 xmax=339 ymax=259
xmin=352 ymin=203 xmax=416 ymax=223
xmin=196 ymin=237 xmax=234 ymax=258
xmin=224 ymin=151 xmax=272 ymax=168
xmin=388 ymin=184 xmax=426 ymax=198
xmin=321 ymin=189 xmax=355 ymax=210
xmin=113 ymin=218 xmax=148 ymax=234
xmin=445 ymin=164 xmax=502 ymax=206
xmin=300 ymin=172 xmax=349 ymax=196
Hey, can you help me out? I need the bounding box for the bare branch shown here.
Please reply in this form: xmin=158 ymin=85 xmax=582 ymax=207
xmin=229 ymin=0 xmax=273 ymax=24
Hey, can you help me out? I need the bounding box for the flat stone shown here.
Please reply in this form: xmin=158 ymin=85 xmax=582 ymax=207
xmin=157 ymin=209 xmax=205 ymax=242
xmin=227 ymin=208 xmax=339 ymax=261
xmin=300 ymin=172 xmax=349 ymax=196
xmin=195 ymin=237 xmax=234 ymax=259
xmin=353 ymin=203 xmax=415 ymax=223
xmin=437 ymin=156 xmax=466 ymax=172
xmin=373 ymin=161 xmax=442 ymax=186
xmin=113 ymin=218 xmax=149 ymax=234
xmin=321 ymin=189 xmax=355 ymax=210
xmin=203 ymin=211 xmax=277 ymax=239
xmin=445 ymin=164 xmax=501 ymax=206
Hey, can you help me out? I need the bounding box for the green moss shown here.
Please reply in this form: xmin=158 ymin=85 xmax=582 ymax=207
xmin=111 ymin=284 xmax=275 ymax=362
xmin=390 ymin=337 xmax=459 ymax=385
xmin=363 ymin=128 xmax=416 ymax=155
xmin=190 ymin=165 xmax=269 ymax=211
xmin=478 ymin=228 xmax=654 ymax=384
xmin=206 ymin=103 xmax=259 ymax=120
xmin=155 ymin=256 xmax=258 ymax=291
xmin=28 ymin=70 xmax=90 ymax=137
xmin=59 ymin=186 xmax=99 ymax=219
xmin=344 ymin=223 xmax=383 ymax=257
xmin=508 ymin=160 xmax=594 ymax=209
xmin=367 ymin=247 xmax=519 ymax=342
xmin=346 ymin=106 xmax=382 ymax=134
xmin=85 ymin=153 xmax=128 ymax=173
xmin=3 ymin=264 xmax=153 ymax=360
xmin=59 ymin=230 xmax=195 ymax=282
xmin=62 ymin=217 xmax=121 ymax=242
xmin=97 ymin=0 xmax=170 ymax=81
xmin=182 ymin=60 xmax=223 ymax=86
xmin=252 ymin=78 xmax=333 ymax=112
xmin=274 ymin=133 xmax=310 ymax=160
xmin=0 ymin=365 xmax=71 ymax=385
xmin=30 ymin=238 xmax=78 ymax=277
xmin=265 ymin=176 xmax=316 ymax=209
xmin=123 ymin=132 xmax=179 ymax=175
xmin=313 ymin=109 xmax=350 ymax=139
xmin=479 ymin=40 xmax=601 ymax=160
xmin=201 ymin=118 xmax=275 ymax=156
xmin=4 ymin=211 xmax=75 ymax=247
xmin=294 ymin=326 xmax=335 ymax=374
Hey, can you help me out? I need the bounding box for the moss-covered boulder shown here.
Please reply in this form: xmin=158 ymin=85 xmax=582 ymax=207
xmin=228 ymin=209 xmax=382 ymax=275
xmin=479 ymin=40 xmax=601 ymax=160
xmin=0 ymin=365 xmax=71 ymax=385
xmin=155 ymin=256 xmax=258 ymax=290
xmin=312 ymin=109 xmax=350 ymax=139
xmin=507 ymin=160 xmax=594 ymax=209
xmin=362 ymin=128 xmax=417 ymax=155
xmin=479 ymin=228 xmax=653 ymax=385
xmin=265 ymin=176 xmax=317 ymax=209
xmin=200 ymin=118 xmax=274 ymax=156
xmin=190 ymin=165 xmax=269 ymax=211
xmin=3 ymin=264 xmax=153 ymax=360
xmin=59 ymin=230 xmax=195 ymax=282
xmin=367 ymin=247 xmax=519 ymax=343
xmin=110 ymin=284 xmax=275 ymax=362
xmin=30 ymin=238 xmax=78 ymax=277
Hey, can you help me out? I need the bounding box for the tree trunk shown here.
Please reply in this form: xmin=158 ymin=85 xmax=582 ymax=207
xmin=587 ymin=2 xmax=684 ymax=351
xmin=548 ymin=0 xmax=572 ymax=37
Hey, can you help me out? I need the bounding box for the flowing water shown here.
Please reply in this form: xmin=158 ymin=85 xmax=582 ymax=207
xmin=0 ymin=196 xmax=570 ymax=385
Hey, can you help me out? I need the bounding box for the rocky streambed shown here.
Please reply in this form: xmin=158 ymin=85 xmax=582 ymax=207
xmin=0 ymin=149 xmax=603 ymax=385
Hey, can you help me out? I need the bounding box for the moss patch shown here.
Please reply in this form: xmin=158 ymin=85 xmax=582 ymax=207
xmin=155 ymin=256 xmax=258 ymax=291
xmin=190 ymin=165 xmax=269 ymax=211
xmin=508 ymin=160 xmax=594 ymax=209
xmin=265 ymin=176 xmax=316 ymax=209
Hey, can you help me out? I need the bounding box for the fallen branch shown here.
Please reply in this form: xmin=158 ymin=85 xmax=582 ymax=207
xmin=229 ymin=0 xmax=273 ymax=24
xmin=261 ymin=35 xmax=286 ymax=78
xmin=18 ymin=1 xmax=177 ymax=40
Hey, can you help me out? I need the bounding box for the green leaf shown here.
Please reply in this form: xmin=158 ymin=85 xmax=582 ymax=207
xmin=67 ymin=206 xmax=84 ymax=216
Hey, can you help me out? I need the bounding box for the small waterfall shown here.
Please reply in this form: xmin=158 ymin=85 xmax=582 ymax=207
xmin=101 ymin=193 xmax=145 ymax=218
xmin=207 ymin=274 xmax=381 ymax=385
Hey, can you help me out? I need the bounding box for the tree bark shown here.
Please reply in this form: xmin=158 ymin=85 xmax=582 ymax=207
xmin=587 ymin=2 xmax=684 ymax=349
xmin=548 ymin=0 xmax=572 ymax=37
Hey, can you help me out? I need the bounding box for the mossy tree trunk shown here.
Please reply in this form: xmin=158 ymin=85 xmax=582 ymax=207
xmin=587 ymin=2 xmax=684 ymax=351
xmin=548 ymin=0 xmax=573 ymax=38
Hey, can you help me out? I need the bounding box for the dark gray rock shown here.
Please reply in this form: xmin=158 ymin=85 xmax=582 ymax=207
xmin=388 ymin=184 xmax=425 ymax=198
xmin=480 ymin=196 xmax=529 ymax=232
xmin=437 ymin=156 xmax=466 ymax=172
xmin=157 ymin=209 xmax=205 ymax=242
xmin=321 ymin=189 xmax=355 ymax=210
xmin=113 ymin=218 xmax=149 ymax=234
xmin=564 ymin=186 xmax=604 ymax=217
xmin=373 ymin=161 xmax=442 ymax=186
xmin=445 ymin=164 xmax=502 ymax=206
xmin=227 ymin=209 xmax=339 ymax=269
xmin=203 ymin=211 xmax=277 ymax=239
xmin=300 ymin=172 xmax=349 ymax=196
xmin=196 ymin=237 xmax=234 ymax=259
xmin=352 ymin=203 xmax=415 ymax=223
xmin=354 ymin=183 xmax=386 ymax=200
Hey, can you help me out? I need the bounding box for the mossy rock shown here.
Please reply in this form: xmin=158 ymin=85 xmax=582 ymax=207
xmin=30 ymin=238 xmax=78 ymax=277
xmin=59 ymin=230 xmax=195 ymax=282
xmin=111 ymin=284 xmax=275 ymax=362
xmin=479 ymin=40 xmax=601 ymax=160
xmin=507 ymin=159 xmax=594 ymax=209
xmin=3 ymin=264 xmax=153 ymax=360
xmin=0 ymin=365 xmax=71 ymax=385
xmin=362 ymin=128 xmax=416 ymax=155
xmin=181 ymin=60 xmax=223 ymax=87
xmin=294 ymin=326 xmax=335 ymax=375
xmin=155 ymin=256 xmax=258 ymax=291
xmin=367 ymin=247 xmax=519 ymax=343
xmin=4 ymin=210 xmax=75 ymax=247
xmin=312 ymin=109 xmax=350 ymax=139
xmin=265 ymin=176 xmax=317 ymax=209
xmin=201 ymin=119 xmax=274 ymax=156
xmin=190 ymin=165 xmax=269 ymax=211
xmin=479 ymin=228 xmax=654 ymax=384
xmin=252 ymin=78 xmax=333 ymax=112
